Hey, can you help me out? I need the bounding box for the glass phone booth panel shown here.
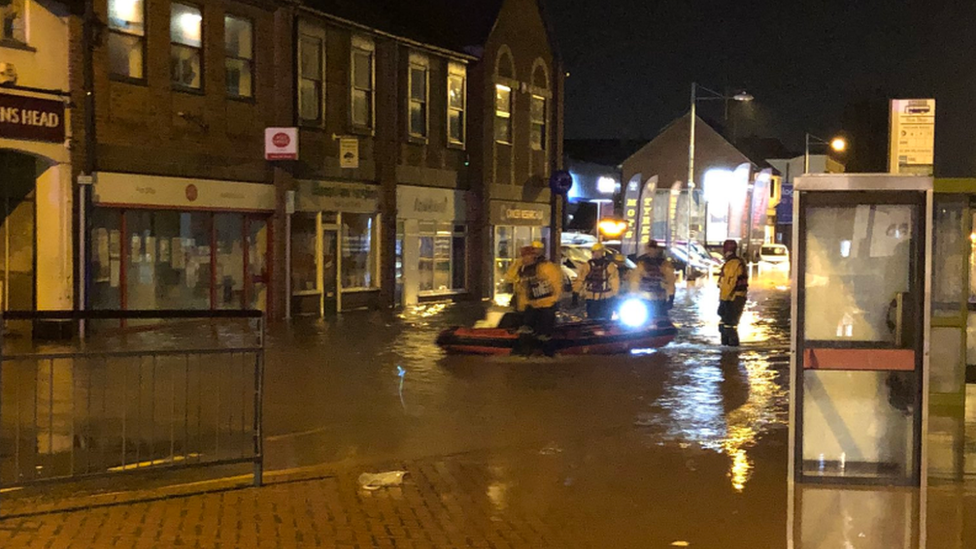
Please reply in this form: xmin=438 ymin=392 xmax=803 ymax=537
xmin=795 ymin=185 xmax=928 ymax=486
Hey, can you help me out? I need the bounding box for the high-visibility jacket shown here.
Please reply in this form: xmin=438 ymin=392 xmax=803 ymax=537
xmin=719 ymin=256 xmax=748 ymax=300
xmin=629 ymin=253 xmax=676 ymax=300
xmin=573 ymin=257 xmax=620 ymax=301
xmin=508 ymin=260 xmax=562 ymax=311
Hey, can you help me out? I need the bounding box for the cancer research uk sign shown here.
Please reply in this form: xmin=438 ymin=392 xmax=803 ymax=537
xmin=0 ymin=93 xmax=65 ymax=143
xmin=265 ymin=127 xmax=298 ymax=160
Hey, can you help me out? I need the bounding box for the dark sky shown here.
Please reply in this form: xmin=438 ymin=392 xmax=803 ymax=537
xmin=547 ymin=0 xmax=976 ymax=175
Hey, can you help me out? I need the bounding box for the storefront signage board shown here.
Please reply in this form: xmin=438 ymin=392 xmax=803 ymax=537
xmin=93 ymin=172 xmax=275 ymax=212
xmin=397 ymin=186 xmax=468 ymax=221
xmin=0 ymin=93 xmax=65 ymax=143
xmin=489 ymin=200 xmax=550 ymax=226
xmin=297 ymin=180 xmax=379 ymax=213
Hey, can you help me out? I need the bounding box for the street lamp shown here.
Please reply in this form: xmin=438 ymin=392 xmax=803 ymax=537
xmin=804 ymin=133 xmax=847 ymax=173
xmin=687 ymin=83 xmax=754 ymax=277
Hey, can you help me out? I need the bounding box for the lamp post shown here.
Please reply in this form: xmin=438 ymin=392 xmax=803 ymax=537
xmin=687 ymin=83 xmax=753 ymax=278
xmin=804 ymin=133 xmax=847 ymax=173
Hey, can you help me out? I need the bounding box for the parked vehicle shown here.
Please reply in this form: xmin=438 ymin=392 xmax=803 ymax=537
xmin=758 ymin=243 xmax=790 ymax=269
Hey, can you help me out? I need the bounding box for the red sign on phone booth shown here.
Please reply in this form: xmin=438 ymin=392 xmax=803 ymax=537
xmin=265 ymin=127 xmax=298 ymax=160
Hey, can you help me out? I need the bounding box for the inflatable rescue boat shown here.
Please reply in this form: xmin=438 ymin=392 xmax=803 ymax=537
xmin=436 ymin=317 xmax=677 ymax=356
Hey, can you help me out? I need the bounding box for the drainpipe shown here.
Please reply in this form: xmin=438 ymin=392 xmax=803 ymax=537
xmin=77 ymin=0 xmax=97 ymax=333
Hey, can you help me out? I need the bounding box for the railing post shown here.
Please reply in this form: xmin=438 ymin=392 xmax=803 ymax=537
xmin=253 ymin=314 xmax=265 ymax=487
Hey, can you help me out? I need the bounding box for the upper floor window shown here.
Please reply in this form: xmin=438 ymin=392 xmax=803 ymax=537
xmin=530 ymin=95 xmax=546 ymax=150
xmin=494 ymin=84 xmax=512 ymax=144
xmin=170 ymin=3 xmax=203 ymax=90
xmin=1 ymin=0 xmax=26 ymax=43
xmin=408 ymin=55 xmax=429 ymax=139
xmin=108 ymin=0 xmax=145 ymax=79
xmin=298 ymin=24 xmax=325 ymax=125
xmin=351 ymin=36 xmax=374 ymax=130
xmin=225 ymin=15 xmax=253 ymax=98
xmin=447 ymin=63 xmax=466 ymax=146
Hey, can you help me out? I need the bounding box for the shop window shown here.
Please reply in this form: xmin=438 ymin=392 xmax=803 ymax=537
xmin=90 ymin=210 xmax=121 ymax=310
xmin=124 ymin=211 xmax=211 ymax=311
xmin=530 ymin=95 xmax=546 ymax=150
xmin=493 ymin=225 xmax=547 ymax=299
xmin=247 ymin=218 xmax=269 ymax=310
xmin=225 ymin=15 xmax=254 ymax=98
xmin=1 ymin=0 xmax=25 ymax=43
xmin=215 ymin=214 xmax=245 ymax=309
xmin=351 ymin=36 xmax=374 ymax=129
xmin=171 ymin=3 xmax=203 ymax=90
xmin=417 ymin=222 xmax=465 ymax=294
xmin=298 ymin=31 xmax=325 ymax=124
xmin=495 ymin=84 xmax=512 ymax=144
xmin=447 ymin=64 xmax=466 ymax=146
xmin=341 ymin=213 xmax=377 ymax=289
xmin=408 ymin=61 xmax=428 ymax=138
xmin=108 ymin=0 xmax=145 ymax=79
xmin=291 ymin=214 xmax=318 ymax=294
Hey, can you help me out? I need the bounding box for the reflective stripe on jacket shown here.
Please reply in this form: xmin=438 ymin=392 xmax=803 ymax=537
xmin=515 ymin=260 xmax=563 ymax=310
xmin=572 ymin=257 xmax=620 ymax=301
xmin=629 ymin=254 xmax=676 ymax=300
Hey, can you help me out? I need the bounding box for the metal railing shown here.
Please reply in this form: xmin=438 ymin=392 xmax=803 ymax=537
xmin=0 ymin=310 xmax=264 ymax=511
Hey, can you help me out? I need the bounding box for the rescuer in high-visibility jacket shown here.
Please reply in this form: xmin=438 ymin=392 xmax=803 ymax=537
xmin=629 ymin=240 xmax=676 ymax=317
xmin=507 ymin=241 xmax=562 ymax=356
xmin=718 ymin=239 xmax=749 ymax=346
xmin=572 ymin=243 xmax=620 ymax=321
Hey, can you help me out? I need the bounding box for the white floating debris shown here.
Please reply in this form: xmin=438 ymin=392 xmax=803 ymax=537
xmin=358 ymin=470 xmax=408 ymax=490
xmin=538 ymin=443 xmax=563 ymax=455
xmin=670 ymin=541 xmax=690 ymax=547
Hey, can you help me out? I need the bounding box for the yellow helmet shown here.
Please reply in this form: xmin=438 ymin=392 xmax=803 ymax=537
xmin=591 ymin=242 xmax=605 ymax=252
xmin=531 ymin=240 xmax=545 ymax=249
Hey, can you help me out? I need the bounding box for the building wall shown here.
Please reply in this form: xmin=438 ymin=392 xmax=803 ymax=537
xmin=89 ymin=0 xmax=277 ymax=182
xmin=622 ymin=113 xmax=753 ymax=193
xmin=0 ymin=0 xmax=74 ymax=311
xmin=469 ymin=0 xmax=561 ymax=299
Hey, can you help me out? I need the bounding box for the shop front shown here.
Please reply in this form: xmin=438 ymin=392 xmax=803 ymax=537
xmin=490 ymin=200 xmax=550 ymax=304
xmin=89 ymin=173 xmax=275 ymax=312
xmin=395 ymin=186 xmax=470 ymax=306
xmin=292 ymin=180 xmax=381 ymax=315
xmin=0 ymin=92 xmax=72 ymax=317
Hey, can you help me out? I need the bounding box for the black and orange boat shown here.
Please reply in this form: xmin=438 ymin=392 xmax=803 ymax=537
xmin=436 ymin=317 xmax=677 ymax=356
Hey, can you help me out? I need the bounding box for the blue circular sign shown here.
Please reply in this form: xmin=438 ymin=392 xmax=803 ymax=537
xmin=549 ymin=170 xmax=573 ymax=195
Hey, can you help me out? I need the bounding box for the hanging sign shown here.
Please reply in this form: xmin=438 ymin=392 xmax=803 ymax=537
xmin=339 ymin=138 xmax=359 ymax=168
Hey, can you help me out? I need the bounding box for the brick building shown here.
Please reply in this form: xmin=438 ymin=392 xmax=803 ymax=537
xmin=54 ymin=0 xmax=561 ymax=319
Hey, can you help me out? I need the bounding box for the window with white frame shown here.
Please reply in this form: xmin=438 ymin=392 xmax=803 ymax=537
xmin=351 ymin=36 xmax=374 ymax=129
xmin=418 ymin=222 xmax=466 ymax=293
xmin=108 ymin=0 xmax=145 ymax=79
xmin=495 ymin=84 xmax=512 ymax=144
xmin=408 ymin=55 xmax=429 ymax=138
xmin=1 ymin=0 xmax=25 ymax=43
xmin=341 ymin=213 xmax=379 ymax=289
xmin=530 ymin=95 xmax=546 ymax=150
xmin=298 ymin=24 xmax=325 ymax=125
xmin=447 ymin=63 xmax=466 ymax=146
xmin=171 ymin=3 xmax=203 ymax=89
xmin=225 ymin=15 xmax=254 ymax=98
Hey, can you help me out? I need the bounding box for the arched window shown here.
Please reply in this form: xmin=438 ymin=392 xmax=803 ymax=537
xmin=529 ymin=60 xmax=550 ymax=151
xmin=493 ymin=47 xmax=516 ymax=144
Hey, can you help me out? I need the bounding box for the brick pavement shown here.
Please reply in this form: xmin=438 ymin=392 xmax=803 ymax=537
xmin=0 ymin=455 xmax=575 ymax=549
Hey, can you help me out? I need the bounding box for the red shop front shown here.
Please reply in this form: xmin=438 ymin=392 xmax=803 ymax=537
xmin=88 ymin=173 xmax=275 ymax=313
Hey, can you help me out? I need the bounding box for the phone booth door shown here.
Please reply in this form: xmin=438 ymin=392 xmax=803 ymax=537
xmin=792 ymin=176 xmax=931 ymax=486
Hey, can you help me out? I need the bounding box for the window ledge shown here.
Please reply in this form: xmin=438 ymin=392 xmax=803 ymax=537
xmin=341 ymin=287 xmax=380 ymax=293
xmin=227 ymin=94 xmax=256 ymax=104
xmin=0 ymin=39 xmax=35 ymax=52
xmin=407 ymin=135 xmax=428 ymax=145
xmin=172 ymin=85 xmax=205 ymax=96
xmin=110 ymin=74 xmax=148 ymax=86
xmin=349 ymin=125 xmax=374 ymax=137
xmin=447 ymin=142 xmax=466 ymax=151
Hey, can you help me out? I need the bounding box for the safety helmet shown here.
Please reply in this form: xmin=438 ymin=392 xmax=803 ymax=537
xmin=531 ymin=240 xmax=545 ymax=250
xmin=646 ymin=239 xmax=659 ymax=249
xmin=722 ymin=239 xmax=738 ymax=254
xmin=592 ymin=242 xmax=605 ymax=252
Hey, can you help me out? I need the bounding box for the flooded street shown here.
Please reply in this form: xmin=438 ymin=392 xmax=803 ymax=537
xmin=261 ymin=273 xmax=802 ymax=546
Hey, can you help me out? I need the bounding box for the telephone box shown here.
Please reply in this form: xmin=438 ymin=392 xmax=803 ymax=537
xmin=789 ymin=174 xmax=931 ymax=487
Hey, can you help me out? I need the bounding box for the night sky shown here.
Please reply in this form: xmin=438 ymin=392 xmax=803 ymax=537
xmin=548 ymin=0 xmax=976 ymax=175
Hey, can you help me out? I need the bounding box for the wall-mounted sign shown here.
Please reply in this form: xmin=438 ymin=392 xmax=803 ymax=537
xmin=490 ymin=200 xmax=549 ymax=226
xmin=397 ymin=186 xmax=469 ymax=222
xmin=0 ymin=93 xmax=65 ymax=143
xmin=888 ymin=99 xmax=935 ymax=176
xmin=339 ymin=137 xmax=359 ymax=168
xmin=296 ymin=180 xmax=379 ymax=213
xmin=93 ymin=173 xmax=275 ymax=212
xmin=265 ymin=127 xmax=298 ymax=160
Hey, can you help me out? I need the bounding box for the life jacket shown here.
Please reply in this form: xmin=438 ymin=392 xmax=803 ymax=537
xmin=637 ymin=255 xmax=667 ymax=297
xmin=584 ymin=257 xmax=613 ymax=294
xmin=720 ymin=256 xmax=749 ymax=298
xmin=519 ymin=261 xmax=556 ymax=301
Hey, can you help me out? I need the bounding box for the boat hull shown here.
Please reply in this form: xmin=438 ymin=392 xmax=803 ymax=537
xmin=436 ymin=318 xmax=677 ymax=356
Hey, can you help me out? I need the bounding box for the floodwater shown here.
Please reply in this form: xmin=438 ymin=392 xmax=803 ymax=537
xmin=259 ymin=269 xmax=975 ymax=548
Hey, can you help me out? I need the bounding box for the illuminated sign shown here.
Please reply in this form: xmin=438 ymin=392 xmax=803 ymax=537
xmin=638 ymin=177 xmax=657 ymax=246
xmin=0 ymin=93 xmax=65 ymax=143
xmin=888 ymin=98 xmax=934 ymax=175
xmin=597 ymin=176 xmax=617 ymax=194
xmin=621 ymin=175 xmax=642 ymax=255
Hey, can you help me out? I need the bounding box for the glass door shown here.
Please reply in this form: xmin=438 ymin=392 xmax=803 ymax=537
xmin=322 ymin=228 xmax=337 ymax=315
xmin=796 ymin=191 xmax=926 ymax=485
